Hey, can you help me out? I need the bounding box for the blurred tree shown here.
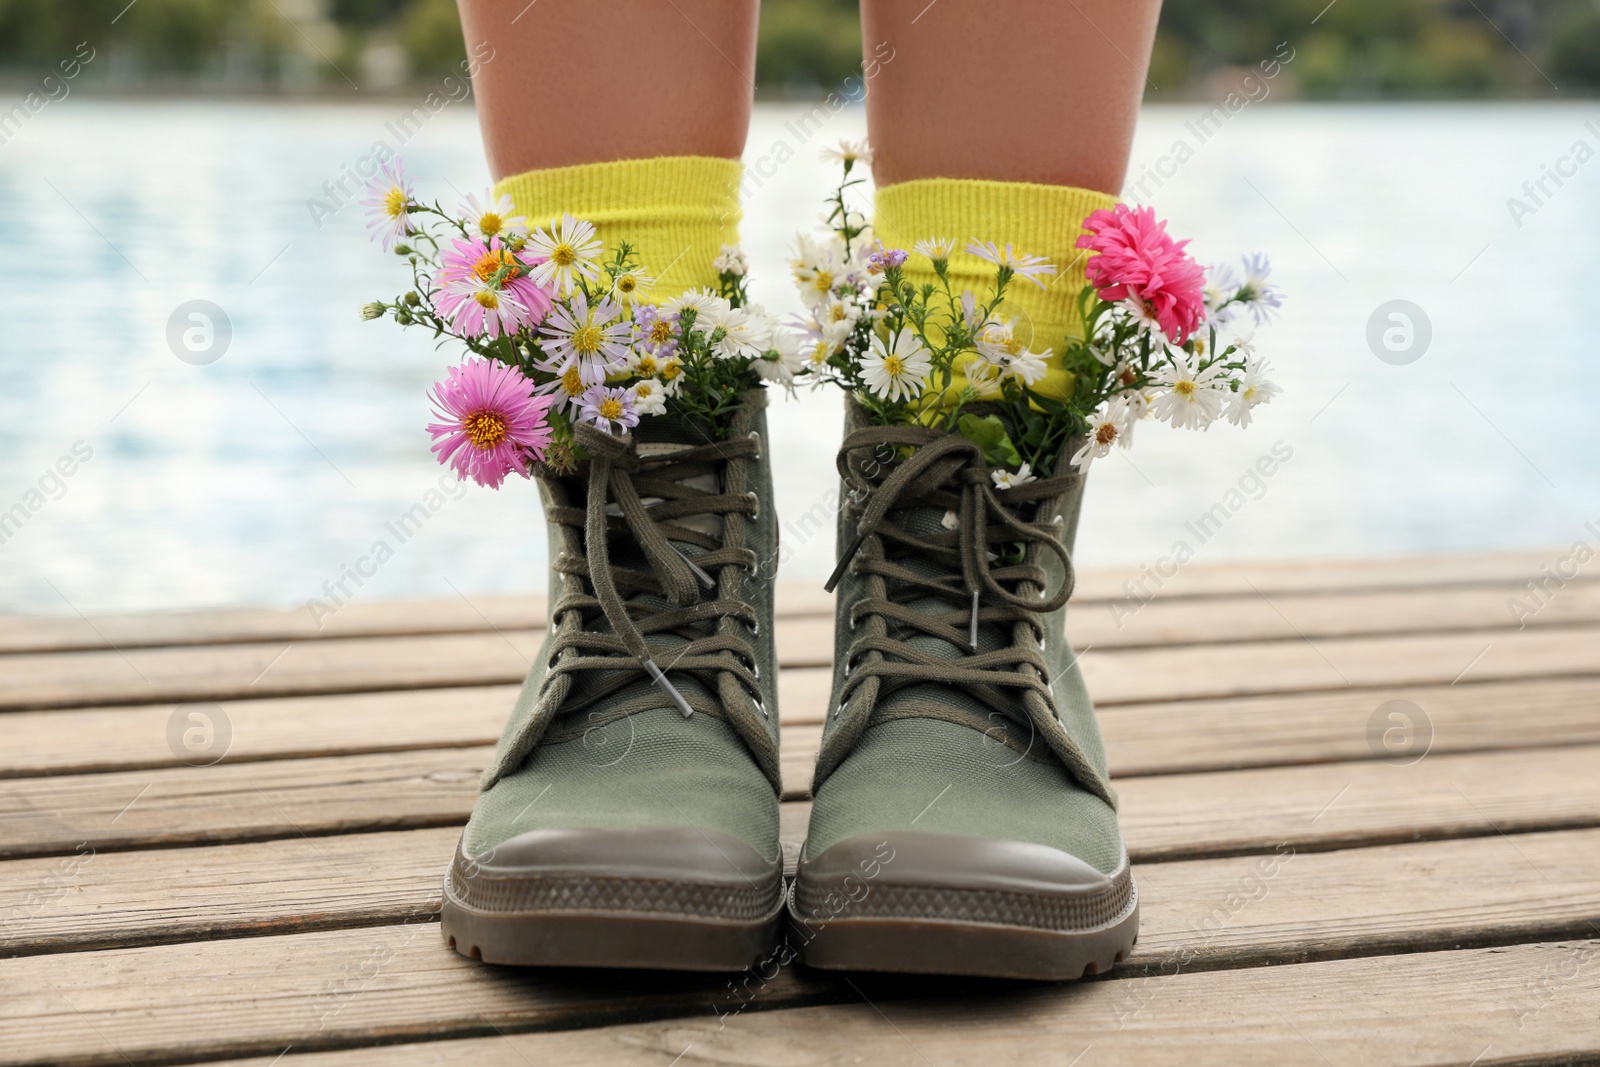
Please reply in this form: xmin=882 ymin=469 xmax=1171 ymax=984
xmin=0 ymin=0 xmax=1593 ymax=97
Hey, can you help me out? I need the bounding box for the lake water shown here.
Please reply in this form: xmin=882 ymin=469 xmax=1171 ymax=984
xmin=1 ymin=99 xmax=1596 ymax=616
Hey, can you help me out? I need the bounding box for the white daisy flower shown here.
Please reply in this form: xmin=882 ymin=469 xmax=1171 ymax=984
xmin=991 ymin=462 xmax=1037 ymax=490
xmin=626 ymin=347 xmax=665 ymax=380
xmin=861 ymin=330 xmax=932 ymax=403
xmin=817 ymin=295 xmax=863 ymax=331
xmin=1225 ymin=353 xmax=1282 ymax=428
xmin=966 ymin=241 xmax=1057 ymax=288
xmin=457 ymin=190 xmax=528 ymax=241
xmin=712 ymin=244 xmax=748 ymax=276
xmin=656 ymin=354 xmax=685 ymax=396
xmin=663 ymin=288 xmax=724 ymax=322
xmin=1120 ymin=295 xmax=1167 ymax=340
xmin=537 ymin=290 xmax=632 ymax=381
xmin=526 ymin=213 xmax=603 ymax=295
xmin=974 ymin=319 xmax=1050 ymax=386
xmin=610 ymin=267 xmax=654 ymax=304
xmin=630 ymin=377 xmax=669 ymax=416
xmin=1234 ymin=253 xmax=1285 ymax=325
xmin=821 ymin=139 xmax=872 ymax=166
xmin=756 ymin=326 xmax=805 ymax=389
xmin=707 ymin=303 xmax=771 ymax=360
xmin=913 ymin=237 xmax=957 ymax=263
xmin=1071 ymin=397 xmax=1138 ymax=469
xmin=1149 ymin=356 xmax=1228 ymax=430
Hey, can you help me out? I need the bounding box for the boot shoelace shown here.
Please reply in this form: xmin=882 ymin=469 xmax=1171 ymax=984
xmin=538 ymin=422 xmax=767 ymax=739
xmin=820 ymin=424 xmax=1114 ymax=805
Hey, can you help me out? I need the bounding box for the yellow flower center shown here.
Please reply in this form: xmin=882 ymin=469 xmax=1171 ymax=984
xmin=551 ymin=242 xmax=577 ymax=267
xmin=572 ymin=324 xmax=604 ymax=355
xmin=598 ymin=397 xmax=624 ymax=420
xmin=649 ymin=320 xmax=673 ymax=345
xmin=1174 ymin=379 xmax=1196 ymax=398
xmin=473 ymin=290 xmax=499 ymax=309
xmin=660 ymin=361 xmax=682 ymax=381
xmin=813 ymin=271 xmax=833 ymax=292
xmin=883 ymin=354 xmax=905 ymax=377
xmin=473 ymin=249 xmax=521 ymax=283
xmin=561 ymin=366 xmax=585 ymax=396
xmin=1095 ymin=422 xmax=1118 ymax=446
xmin=616 ymin=274 xmax=637 ymax=293
xmin=383 ymin=187 xmax=406 ymax=219
xmin=636 ymin=355 xmax=658 ymax=376
xmin=462 ymin=410 xmax=507 ymax=450
xmin=829 ymin=304 xmax=849 ymax=323
xmin=810 ymin=342 xmax=830 ymax=364
xmin=478 ymin=212 xmax=503 ymax=236
xmin=636 ymin=382 xmax=654 ymax=398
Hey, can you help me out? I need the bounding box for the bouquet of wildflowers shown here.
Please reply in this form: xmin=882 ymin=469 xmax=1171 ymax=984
xmin=360 ymin=159 xmax=800 ymax=487
xmin=792 ymin=146 xmax=1284 ymax=480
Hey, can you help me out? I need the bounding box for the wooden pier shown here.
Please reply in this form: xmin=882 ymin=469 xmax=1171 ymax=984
xmin=2 ymin=550 xmax=1598 ymax=1065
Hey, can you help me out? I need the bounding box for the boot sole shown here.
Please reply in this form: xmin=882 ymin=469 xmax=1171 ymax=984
xmin=441 ymin=828 xmax=786 ymax=971
xmin=787 ymin=832 xmax=1139 ymax=981
xmin=442 ymin=893 xmax=786 ymax=971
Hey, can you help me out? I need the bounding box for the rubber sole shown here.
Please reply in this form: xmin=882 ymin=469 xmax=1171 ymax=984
xmin=440 ymin=826 xmax=787 ymax=971
xmin=441 ymin=893 xmax=786 ymax=971
xmin=788 ymin=884 xmax=1138 ymax=980
xmin=787 ymin=832 xmax=1140 ymax=980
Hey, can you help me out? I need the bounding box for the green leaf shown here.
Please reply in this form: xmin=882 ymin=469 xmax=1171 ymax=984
xmin=957 ymin=414 xmax=1023 ymax=468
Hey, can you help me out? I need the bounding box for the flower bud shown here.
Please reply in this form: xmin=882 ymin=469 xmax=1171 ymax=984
xmin=360 ymin=302 xmax=385 ymax=321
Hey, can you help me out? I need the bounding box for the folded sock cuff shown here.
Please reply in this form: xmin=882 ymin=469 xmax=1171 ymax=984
xmin=874 ymin=177 xmax=1118 ymax=403
xmin=494 ymin=156 xmax=743 ymax=298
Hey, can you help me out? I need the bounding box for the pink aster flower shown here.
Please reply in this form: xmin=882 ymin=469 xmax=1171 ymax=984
xmin=426 ymin=359 xmax=555 ymax=488
xmin=433 ymin=236 xmax=553 ymax=336
xmin=576 ymin=384 xmax=641 ymax=436
xmin=361 ymin=157 xmax=413 ymax=251
xmin=1077 ymin=204 xmax=1207 ymax=343
xmin=433 ymin=279 xmax=539 ymax=340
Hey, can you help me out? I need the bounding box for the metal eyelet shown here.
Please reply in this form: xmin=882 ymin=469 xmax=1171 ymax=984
xmin=746 ymin=430 xmax=762 ymax=460
xmin=748 ymin=618 xmax=760 ymax=636
xmin=752 ymin=695 xmax=768 ymax=719
xmin=745 ymin=492 xmax=760 ymax=521
xmin=833 ymin=700 xmax=849 ymax=719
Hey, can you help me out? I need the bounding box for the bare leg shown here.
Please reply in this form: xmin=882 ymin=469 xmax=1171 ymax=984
xmin=457 ymin=0 xmax=759 ymax=181
xmin=861 ymin=0 xmax=1161 ymax=194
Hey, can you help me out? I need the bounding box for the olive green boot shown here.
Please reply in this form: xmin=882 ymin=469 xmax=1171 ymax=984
xmin=789 ymin=401 xmax=1138 ymax=980
xmin=442 ymin=390 xmax=785 ymax=970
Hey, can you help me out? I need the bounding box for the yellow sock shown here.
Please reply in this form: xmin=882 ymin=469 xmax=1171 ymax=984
xmin=494 ymin=156 xmax=743 ymax=299
xmin=873 ymin=177 xmax=1117 ymax=404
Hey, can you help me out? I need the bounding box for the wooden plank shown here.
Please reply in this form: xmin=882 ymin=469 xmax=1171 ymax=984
xmin=8 ymin=665 xmax=1599 ymax=783
xmin=1069 ymin=577 xmax=1600 ymax=648
xmin=0 ymin=921 xmax=840 ymax=1067
xmin=180 ymin=940 xmax=1600 ymax=1067
xmin=6 ymin=740 xmax=1599 ymax=864
xmin=0 ymin=687 xmax=520 ymax=779
xmin=1 ymin=607 xmax=1595 ymax=713
xmin=9 ymin=818 xmax=1599 ymax=965
xmin=1 ymin=549 xmax=1584 ymax=657
xmin=0 ymin=586 xmax=832 ymax=656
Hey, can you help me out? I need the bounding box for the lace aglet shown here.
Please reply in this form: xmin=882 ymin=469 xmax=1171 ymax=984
xmin=824 ymin=530 xmax=866 ymax=593
xmin=969 ymin=588 xmax=981 ymax=651
xmin=644 ymin=659 xmax=695 ymax=718
xmin=672 ymin=544 xmax=717 ymax=590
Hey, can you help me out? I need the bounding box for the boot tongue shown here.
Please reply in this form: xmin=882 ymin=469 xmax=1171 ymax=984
xmin=875 ymin=503 xmax=1014 ymax=727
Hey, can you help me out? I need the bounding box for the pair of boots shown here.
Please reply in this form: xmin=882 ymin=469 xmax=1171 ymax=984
xmin=440 ymin=387 xmax=1138 ymax=981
